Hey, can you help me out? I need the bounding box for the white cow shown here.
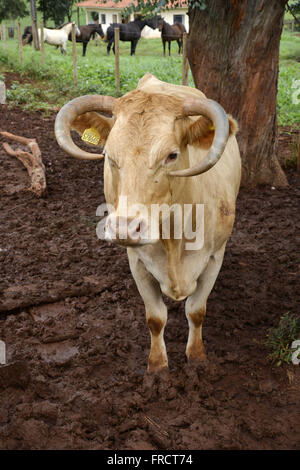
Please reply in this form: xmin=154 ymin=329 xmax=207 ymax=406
xmin=55 ymin=74 xmax=241 ymax=373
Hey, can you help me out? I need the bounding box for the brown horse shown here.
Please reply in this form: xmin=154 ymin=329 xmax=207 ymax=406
xmin=158 ymin=19 xmax=186 ymax=56
xmin=67 ymin=24 xmax=104 ymax=57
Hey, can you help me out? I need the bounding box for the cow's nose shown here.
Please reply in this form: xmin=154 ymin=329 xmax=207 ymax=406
xmin=105 ymin=215 xmax=148 ymax=245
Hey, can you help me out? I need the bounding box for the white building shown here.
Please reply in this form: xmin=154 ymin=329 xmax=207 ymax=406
xmin=76 ymin=0 xmax=189 ymax=37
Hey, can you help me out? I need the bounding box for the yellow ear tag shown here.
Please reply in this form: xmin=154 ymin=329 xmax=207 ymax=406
xmin=209 ymin=124 xmax=215 ymax=131
xmin=81 ymin=127 xmax=100 ymax=146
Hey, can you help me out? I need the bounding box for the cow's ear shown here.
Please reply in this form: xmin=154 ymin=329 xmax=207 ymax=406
xmin=180 ymin=115 xmax=238 ymax=149
xmin=71 ymin=112 xmax=114 ymax=146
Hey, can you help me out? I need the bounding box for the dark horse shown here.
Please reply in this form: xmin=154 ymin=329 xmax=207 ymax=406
xmin=158 ymin=19 xmax=186 ymax=56
xmin=106 ymin=16 xmax=159 ymax=56
xmin=22 ymin=26 xmax=33 ymax=45
xmin=67 ymin=24 xmax=104 ymax=56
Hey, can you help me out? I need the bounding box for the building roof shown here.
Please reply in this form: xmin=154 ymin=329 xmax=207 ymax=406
xmin=77 ymin=0 xmax=135 ymax=8
xmin=77 ymin=0 xmax=187 ymax=9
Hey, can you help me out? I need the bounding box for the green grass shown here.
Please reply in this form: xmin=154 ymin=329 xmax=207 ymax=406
xmin=0 ymin=29 xmax=299 ymax=127
xmin=0 ymin=36 xmax=194 ymax=108
xmin=278 ymin=31 xmax=300 ymax=125
xmin=265 ymin=313 xmax=300 ymax=366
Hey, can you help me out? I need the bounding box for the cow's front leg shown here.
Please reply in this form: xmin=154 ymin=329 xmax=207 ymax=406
xmin=185 ymin=244 xmax=226 ymax=363
xmin=128 ymin=248 xmax=168 ymax=373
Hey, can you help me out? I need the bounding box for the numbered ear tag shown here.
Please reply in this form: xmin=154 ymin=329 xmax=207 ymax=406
xmin=82 ymin=127 xmax=100 ymax=146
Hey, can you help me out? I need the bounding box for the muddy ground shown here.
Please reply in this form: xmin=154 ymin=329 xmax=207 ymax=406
xmin=0 ymin=94 xmax=299 ymax=450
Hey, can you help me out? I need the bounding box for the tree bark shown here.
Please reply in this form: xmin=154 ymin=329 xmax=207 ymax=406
xmin=187 ymin=0 xmax=289 ymax=187
xmin=30 ymin=0 xmax=40 ymax=51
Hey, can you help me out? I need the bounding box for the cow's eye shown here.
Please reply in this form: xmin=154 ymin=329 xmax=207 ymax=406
xmin=165 ymin=153 xmax=178 ymax=165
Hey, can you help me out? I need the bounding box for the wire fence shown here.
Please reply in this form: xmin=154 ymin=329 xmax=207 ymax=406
xmin=0 ymin=22 xmax=190 ymax=94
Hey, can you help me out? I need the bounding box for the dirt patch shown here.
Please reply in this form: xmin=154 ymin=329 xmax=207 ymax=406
xmin=0 ymin=102 xmax=299 ymax=450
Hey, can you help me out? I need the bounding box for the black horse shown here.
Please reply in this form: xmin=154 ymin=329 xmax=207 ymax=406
xmin=158 ymin=19 xmax=186 ymax=56
xmin=22 ymin=26 xmax=33 ymax=45
xmin=67 ymin=24 xmax=104 ymax=56
xmin=106 ymin=16 xmax=159 ymax=56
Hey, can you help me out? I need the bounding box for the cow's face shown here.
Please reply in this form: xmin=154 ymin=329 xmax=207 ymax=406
xmin=103 ymin=92 xmax=188 ymax=245
xmin=54 ymin=82 xmax=235 ymax=246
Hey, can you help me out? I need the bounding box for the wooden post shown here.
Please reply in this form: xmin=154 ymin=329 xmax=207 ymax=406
xmin=32 ymin=18 xmax=40 ymax=50
xmin=17 ymin=22 xmax=23 ymax=64
xmin=30 ymin=0 xmax=40 ymax=50
xmin=40 ymin=21 xmax=45 ymax=65
xmin=181 ymin=32 xmax=189 ymax=86
xmin=114 ymin=27 xmax=120 ymax=96
xmin=72 ymin=23 xmax=77 ymax=87
xmin=2 ymin=24 xmax=6 ymax=53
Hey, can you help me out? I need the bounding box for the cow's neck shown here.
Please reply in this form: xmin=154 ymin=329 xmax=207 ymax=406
xmin=160 ymin=175 xmax=202 ymax=270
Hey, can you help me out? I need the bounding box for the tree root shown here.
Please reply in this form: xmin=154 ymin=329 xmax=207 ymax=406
xmin=0 ymin=131 xmax=46 ymax=197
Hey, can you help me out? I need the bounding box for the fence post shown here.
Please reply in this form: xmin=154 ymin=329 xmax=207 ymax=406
xmin=32 ymin=18 xmax=40 ymax=50
xmin=72 ymin=23 xmax=77 ymax=87
xmin=114 ymin=27 xmax=120 ymax=97
xmin=40 ymin=21 xmax=45 ymax=66
xmin=17 ymin=22 xmax=23 ymax=64
xmin=181 ymin=32 xmax=189 ymax=86
xmin=2 ymin=24 xmax=6 ymax=53
xmin=30 ymin=0 xmax=40 ymax=50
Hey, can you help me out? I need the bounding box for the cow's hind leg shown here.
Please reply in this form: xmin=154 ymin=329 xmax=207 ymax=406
xmin=128 ymin=249 xmax=168 ymax=373
xmin=185 ymin=244 xmax=226 ymax=363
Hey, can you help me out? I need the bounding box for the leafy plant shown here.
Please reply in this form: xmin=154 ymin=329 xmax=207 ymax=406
xmin=265 ymin=312 xmax=300 ymax=366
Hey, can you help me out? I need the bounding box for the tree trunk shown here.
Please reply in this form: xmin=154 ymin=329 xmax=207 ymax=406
xmin=30 ymin=0 xmax=40 ymax=51
xmin=187 ymin=0 xmax=288 ymax=187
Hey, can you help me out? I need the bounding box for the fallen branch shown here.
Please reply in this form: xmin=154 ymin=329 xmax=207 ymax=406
xmin=0 ymin=131 xmax=46 ymax=197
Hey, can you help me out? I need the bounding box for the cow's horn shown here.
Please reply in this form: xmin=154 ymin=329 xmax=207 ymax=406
xmin=55 ymin=95 xmax=115 ymax=160
xmin=169 ymin=98 xmax=229 ymax=177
